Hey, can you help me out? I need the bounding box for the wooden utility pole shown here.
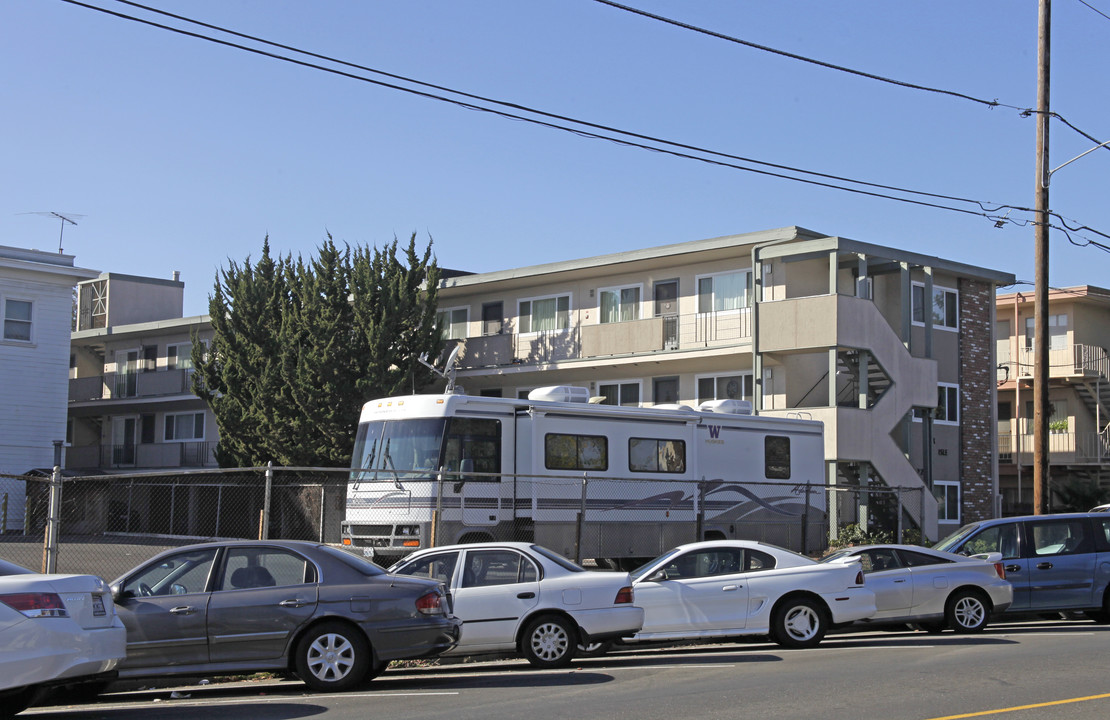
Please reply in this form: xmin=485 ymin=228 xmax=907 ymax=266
xmin=1033 ymin=0 xmax=1051 ymax=514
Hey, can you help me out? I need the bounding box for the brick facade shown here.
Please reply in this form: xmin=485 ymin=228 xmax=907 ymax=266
xmin=959 ymin=278 xmax=996 ymax=522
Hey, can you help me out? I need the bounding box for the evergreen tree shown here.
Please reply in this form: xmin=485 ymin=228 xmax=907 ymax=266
xmin=193 ymin=233 xmax=442 ymax=467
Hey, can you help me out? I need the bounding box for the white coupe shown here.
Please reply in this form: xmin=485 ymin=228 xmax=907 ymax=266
xmin=619 ymin=540 xmax=876 ymax=649
xmin=0 ymin=558 xmax=126 ymax=717
xmin=389 ymin=542 xmax=643 ymax=668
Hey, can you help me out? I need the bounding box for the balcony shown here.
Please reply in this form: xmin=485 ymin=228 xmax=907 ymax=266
xmin=65 ymin=441 xmax=218 ymax=470
xmin=457 ymin=309 xmax=752 ymax=369
xmin=998 ymin=431 xmax=1110 ymax=466
xmin=1003 ymin=343 xmax=1109 ymax=382
xmin=69 ymin=369 xmax=195 ymax=402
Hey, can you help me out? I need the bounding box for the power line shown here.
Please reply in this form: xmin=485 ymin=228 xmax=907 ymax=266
xmin=1075 ymin=0 xmax=1110 ymax=22
xmin=594 ymin=0 xmax=1110 ymax=157
xmin=59 ymin=0 xmax=1110 ymax=247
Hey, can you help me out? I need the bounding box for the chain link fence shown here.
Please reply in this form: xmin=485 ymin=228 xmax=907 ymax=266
xmin=0 ymin=467 xmax=928 ymax=581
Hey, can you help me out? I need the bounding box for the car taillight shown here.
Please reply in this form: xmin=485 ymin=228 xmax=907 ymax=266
xmin=994 ymin=562 xmax=1006 ymax=580
xmin=614 ymin=586 xmax=634 ymax=604
xmin=855 ymin=570 xmax=865 ymax=586
xmin=415 ymin=591 xmax=445 ymax=616
xmin=0 ymin=592 xmax=69 ymax=618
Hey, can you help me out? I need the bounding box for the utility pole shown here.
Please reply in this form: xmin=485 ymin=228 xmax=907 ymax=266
xmin=1033 ymin=0 xmax=1051 ymax=514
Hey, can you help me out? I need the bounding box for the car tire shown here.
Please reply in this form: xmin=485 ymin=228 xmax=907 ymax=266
xmin=0 ymin=686 xmax=40 ymax=719
xmin=771 ymin=597 xmax=827 ymax=649
xmin=521 ymin=615 xmax=577 ymax=668
xmin=1086 ymin=594 xmax=1110 ymax=624
xmin=946 ymin=589 xmax=990 ymax=633
xmin=294 ymin=621 xmax=373 ymax=692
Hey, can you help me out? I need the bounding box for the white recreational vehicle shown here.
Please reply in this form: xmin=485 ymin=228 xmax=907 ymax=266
xmin=340 ymin=386 xmax=827 ymax=566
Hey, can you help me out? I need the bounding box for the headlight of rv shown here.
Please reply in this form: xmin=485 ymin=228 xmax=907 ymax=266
xmin=396 ymin=525 xmax=419 ymax=536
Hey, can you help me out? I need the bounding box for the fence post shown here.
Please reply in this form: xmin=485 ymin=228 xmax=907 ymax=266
xmin=801 ymin=482 xmax=811 ymax=553
xmin=1 ymin=493 xmax=7 ymax=534
xmin=574 ymin=473 xmax=588 ymax=565
xmin=42 ymin=441 xmax=64 ymax=573
xmin=896 ymin=487 xmax=903 ymax=543
xmin=261 ymin=461 xmax=273 ymax=540
xmin=432 ymin=468 xmax=444 ymax=547
xmin=695 ymin=480 xmax=706 ymax=543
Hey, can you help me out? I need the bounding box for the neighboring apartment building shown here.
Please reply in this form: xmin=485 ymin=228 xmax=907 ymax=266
xmin=0 ymin=245 xmax=97 ymax=533
xmin=435 ymin=226 xmax=1014 ymax=542
xmin=67 ymin=272 xmax=215 ymax=475
xmin=995 ymin=286 xmax=1110 ymax=514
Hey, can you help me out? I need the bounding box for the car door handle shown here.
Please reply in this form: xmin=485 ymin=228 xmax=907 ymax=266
xmin=1036 ymin=562 xmax=1054 ymax=570
xmin=1005 ymin=564 xmax=1021 ymax=573
xmin=517 ymin=592 xmax=536 ymax=599
xmin=279 ymin=599 xmax=308 ymax=608
xmin=722 ymin=585 xmax=740 ymax=592
xmin=169 ymin=606 xmax=196 ymax=615
xmin=893 ymin=579 xmax=907 ymax=583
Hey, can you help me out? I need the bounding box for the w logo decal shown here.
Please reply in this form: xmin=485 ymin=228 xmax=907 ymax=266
xmin=708 ymin=425 xmax=721 ymax=439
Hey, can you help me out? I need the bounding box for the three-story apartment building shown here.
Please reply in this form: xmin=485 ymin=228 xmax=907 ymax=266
xmin=434 ymin=226 xmax=1014 ymax=542
xmin=995 ymin=286 xmax=1110 ymax=514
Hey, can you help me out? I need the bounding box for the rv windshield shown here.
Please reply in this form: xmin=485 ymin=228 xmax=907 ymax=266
xmin=351 ymin=418 xmax=447 ymax=482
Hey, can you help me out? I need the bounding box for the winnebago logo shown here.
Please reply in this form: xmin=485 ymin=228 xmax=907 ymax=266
xmin=706 ymin=425 xmax=724 ymax=444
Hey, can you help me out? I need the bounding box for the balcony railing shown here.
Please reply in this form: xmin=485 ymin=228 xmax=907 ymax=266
xmin=457 ymin=309 xmax=752 ymax=369
xmin=69 ymin=369 xmax=195 ymax=402
xmin=1005 ymin=343 xmax=1110 ymax=381
xmin=65 ymin=441 xmax=218 ymax=470
xmin=998 ymin=431 xmax=1109 ymax=465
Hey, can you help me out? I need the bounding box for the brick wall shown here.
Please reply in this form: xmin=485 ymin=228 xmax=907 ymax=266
xmin=959 ymin=279 xmax=996 ymax=522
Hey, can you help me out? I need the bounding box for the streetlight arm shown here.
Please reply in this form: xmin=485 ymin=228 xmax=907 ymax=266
xmin=1046 ymin=140 xmax=1110 ymax=186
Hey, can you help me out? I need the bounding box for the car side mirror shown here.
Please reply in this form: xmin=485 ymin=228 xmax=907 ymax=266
xmin=110 ymin=583 xmax=127 ymax=602
xmin=646 ymin=569 xmax=668 ymax=582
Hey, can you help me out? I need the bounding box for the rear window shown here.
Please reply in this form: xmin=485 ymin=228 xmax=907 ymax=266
xmin=529 ymin=545 xmax=584 ymax=572
xmin=317 ymin=546 xmax=386 ymax=576
xmin=0 ymin=559 xmax=33 ymax=576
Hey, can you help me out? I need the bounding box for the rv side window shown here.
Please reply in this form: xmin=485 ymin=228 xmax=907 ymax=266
xmin=629 ymin=438 xmax=686 ymax=473
xmin=545 ymin=433 xmax=608 ymax=471
xmin=442 ymin=418 xmax=501 ymax=481
xmin=765 ymin=435 xmax=790 ymax=479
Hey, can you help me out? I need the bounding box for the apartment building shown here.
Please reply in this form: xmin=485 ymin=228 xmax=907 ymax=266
xmin=0 ymin=244 xmax=97 ymax=532
xmin=995 ymin=286 xmax=1110 ymax=514
xmin=67 ymin=272 xmax=215 ymax=475
xmin=435 ymin=226 xmax=1014 ymax=542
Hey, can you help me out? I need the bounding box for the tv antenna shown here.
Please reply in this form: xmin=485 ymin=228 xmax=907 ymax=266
xmin=418 ymin=343 xmax=464 ymax=394
xmin=20 ymin=211 xmax=85 ymax=253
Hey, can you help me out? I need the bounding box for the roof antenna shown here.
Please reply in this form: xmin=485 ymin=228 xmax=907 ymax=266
xmin=20 ymin=211 xmax=85 ymax=253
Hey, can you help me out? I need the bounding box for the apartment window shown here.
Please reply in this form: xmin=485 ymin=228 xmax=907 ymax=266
xmin=598 ymin=381 xmax=640 ymax=407
xmin=697 ymin=270 xmax=752 ymax=313
xmin=1024 ymin=314 xmax=1067 ymax=351
xmin=934 ymin=481 xmax=960 ymax=522
xmin=697 ymin=374 xmax=752 ymax=403
xmin=167 ymin=342 xmax=194 ymax=370
xmin=544 ymin=433 xmax=608 ymax=471
xmin=519 ymin=295 xmax=570 ymax=334
xmin=629 ymin=438 xmax=686 ymax=473
xmin=1023 ymin=399 xmax=1068 ymax=434
xmin=437 ymin=307 xmax=469 ymax=340
xmin=3 ymin=299 xmax=32 ymax=341
xmin=165 ymin=412 xmax=205 ymax=442
xmin=599 ymin=285 xmax=641 ymax=323
xmin=912 ymin=283 xmax=958 ymax=330
xmin=653 ymin=376 xmax=679 ymax=404
xmin=935 ymin=384 xmax=959 ymax=424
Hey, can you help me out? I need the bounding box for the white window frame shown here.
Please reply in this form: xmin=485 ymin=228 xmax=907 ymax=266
xmin=935 ymin=383 xmax=959 ymax=425
xmin=2 ymin=297 xmax=33 ymax=343
xmin=518 ymin=293 xmax=571 ymax=335
xmin=912 ymin=282 xmax=959 ymax=331
xmin=695 ymin=372 xmax=754 ymax=404
xmin=597 ymin=284 xmax=643 ymax=324
xmin=164 ymin=411 xmax=206 ymax=442
xmin=597 ymin=380 xmax=642 ymax=407
xmin=934 ymin=480 xmax=960 ymax=522
xmin=437 ymin=306 xmax=470 ymax=340
xmin=167 ymin=342 xmax=194 ymax=371
xmin=1023 ymin=313 xmax=1068 ymax=351
xmin=695 ymin=269 xmax=752 ymax=315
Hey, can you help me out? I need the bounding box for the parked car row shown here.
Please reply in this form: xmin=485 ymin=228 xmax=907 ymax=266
xmin=3 ymin=511 xmax=1108 ymax=716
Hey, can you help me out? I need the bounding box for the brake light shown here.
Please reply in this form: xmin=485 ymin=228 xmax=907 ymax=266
xmin=415 ymin=591 xmax=445 ymax=616
xmin=994 ymin=562 xmax=1006 ymax=580
xmin=855 ymin=570 xmax=865 ymax=586
xmin=0 ymin=592 xmax=69 ymax=618
xmin=614 ymin=586 xmax=634 ymax=604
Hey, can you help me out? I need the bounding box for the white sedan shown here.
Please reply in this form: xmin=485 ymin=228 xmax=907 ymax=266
xmin=389 ymin=542 xmax=643 ymax=668
xmin=0 ymin=558 xmax=126 ymax=717
xmin=819 ymin=544 xmax=1013 ymax=632
xmin=620 ymin=540 xmax=875 ymax=649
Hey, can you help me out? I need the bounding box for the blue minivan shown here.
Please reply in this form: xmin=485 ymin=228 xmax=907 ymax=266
xmin=933 ymin=512 xmax=1110 ymax=621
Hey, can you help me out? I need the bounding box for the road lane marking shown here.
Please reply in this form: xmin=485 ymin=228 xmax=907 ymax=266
xmin=923 ymin=691 xmax=1110 ymax=719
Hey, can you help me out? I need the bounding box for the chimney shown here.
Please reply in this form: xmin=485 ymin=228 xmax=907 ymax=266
xmin=172 ymin=270 xmax=181 ymax=282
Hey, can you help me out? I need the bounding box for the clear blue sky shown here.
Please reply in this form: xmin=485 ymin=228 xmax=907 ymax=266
xmin=3 ymin=1 xmax=1107 ymax=315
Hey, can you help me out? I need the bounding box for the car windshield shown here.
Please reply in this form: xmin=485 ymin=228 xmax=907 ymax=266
xmin=529 ymin=545 xmax=584 ymax=572
xmin=933 ymin=523 xmax=980 ymax=553
xmin=317 ymin=545 xmax=386 ymax=576
xmin=630 ymin=548 xmax=682 ymax=580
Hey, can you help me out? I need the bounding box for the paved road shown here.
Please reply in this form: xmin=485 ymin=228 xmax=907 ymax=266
xmin=21 ymin=619 xmax=1110 ymax=720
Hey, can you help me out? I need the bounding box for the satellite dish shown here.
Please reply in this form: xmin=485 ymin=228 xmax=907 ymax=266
xmin=419 ymin=342 xmax=465 ymax=394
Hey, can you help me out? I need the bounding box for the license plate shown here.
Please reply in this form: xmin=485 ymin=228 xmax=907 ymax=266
xmin=92 ymin=594 xmax=106 ymax=617
xmin=361 ymin=547 xmax=375 ymax=558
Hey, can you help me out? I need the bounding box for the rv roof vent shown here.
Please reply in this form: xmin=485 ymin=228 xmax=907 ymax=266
xmin=652 ymin=403 xmax=696 ymax=412
xmin=528 ymin=385 xmax=591 ymax=403
xmin=698 ymin=399 xmax=753 ymax=415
